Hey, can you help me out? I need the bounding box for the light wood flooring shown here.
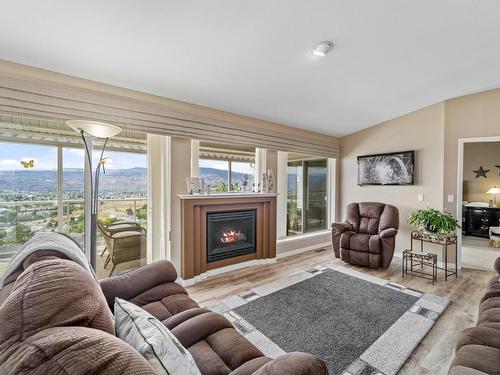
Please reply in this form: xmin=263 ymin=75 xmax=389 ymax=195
xmin=186 ymin=247 xmax=495 ymax=375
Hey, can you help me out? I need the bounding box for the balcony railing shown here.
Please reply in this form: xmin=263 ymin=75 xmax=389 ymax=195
xmin=0 ymin=198 xmax=147 ymax=277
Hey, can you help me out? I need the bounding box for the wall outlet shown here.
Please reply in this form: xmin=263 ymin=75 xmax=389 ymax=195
xmin=418 ymin=194 xmax=424 ymax=202
xmin=447 ymin=194 xmax=455 ymax=203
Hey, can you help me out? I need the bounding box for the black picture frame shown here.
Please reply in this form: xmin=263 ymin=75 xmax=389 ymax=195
xmin=357 ymin=150 xmax=415 ymax=186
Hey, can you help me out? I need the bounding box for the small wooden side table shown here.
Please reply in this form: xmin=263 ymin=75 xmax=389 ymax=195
xmin=410 ymin=231 xmax=458 ymax=281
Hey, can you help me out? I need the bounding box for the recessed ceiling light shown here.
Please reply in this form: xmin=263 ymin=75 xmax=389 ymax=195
xmin=312 ymin=41 xmax=334 ymax=57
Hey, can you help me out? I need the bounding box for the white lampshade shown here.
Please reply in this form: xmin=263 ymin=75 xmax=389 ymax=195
xmin=486 ymin=187 xmax=500 ymax=194
xmin=66 ymin=120 xmax=121 ymax=138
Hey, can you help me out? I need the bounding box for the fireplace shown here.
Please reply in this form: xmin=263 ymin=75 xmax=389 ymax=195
xmin=206 ymin=210 xmax=257 ymax=263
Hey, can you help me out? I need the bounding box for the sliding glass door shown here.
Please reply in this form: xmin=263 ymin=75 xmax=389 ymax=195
xmin=287 ymin=157 xmax=328 ymax=236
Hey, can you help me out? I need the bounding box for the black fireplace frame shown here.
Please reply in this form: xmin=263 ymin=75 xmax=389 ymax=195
xmin=206 ymin=209 xmax=257 ymax=263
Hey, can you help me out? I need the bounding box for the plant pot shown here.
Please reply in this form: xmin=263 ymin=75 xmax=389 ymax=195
xmin=424 ymin=224 xmax=437 ymax=233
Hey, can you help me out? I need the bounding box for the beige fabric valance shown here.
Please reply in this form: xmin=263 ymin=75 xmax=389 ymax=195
xmin=0 ymin=73 xmax=339 ymax=158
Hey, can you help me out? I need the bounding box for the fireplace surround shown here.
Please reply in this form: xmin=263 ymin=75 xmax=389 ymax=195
xmin=180 ymin=193 xmax=277 ymax=280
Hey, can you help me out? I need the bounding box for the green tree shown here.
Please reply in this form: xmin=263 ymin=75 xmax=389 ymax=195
xmin=15 ymin=224 xmax=33 ymax=243
xmin=0 ymin=228 xmax=7 ymax=240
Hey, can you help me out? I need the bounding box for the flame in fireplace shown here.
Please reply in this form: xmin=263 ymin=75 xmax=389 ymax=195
xmin=220 ymin=229 xmax=246 ymax=244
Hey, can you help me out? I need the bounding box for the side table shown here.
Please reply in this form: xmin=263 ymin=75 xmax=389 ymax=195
xmin=410 ymin=231 xmax=458 ymax=281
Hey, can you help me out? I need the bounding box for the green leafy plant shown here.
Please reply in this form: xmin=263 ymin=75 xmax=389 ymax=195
xmin=408 ymin=208 xmax=460 ymax=234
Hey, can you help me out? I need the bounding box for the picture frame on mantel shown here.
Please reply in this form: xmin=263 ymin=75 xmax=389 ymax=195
xmin=357 ymin=150 xmax=415 ymax=186
xmin=186 ymin=177 xmax=202 ymax=194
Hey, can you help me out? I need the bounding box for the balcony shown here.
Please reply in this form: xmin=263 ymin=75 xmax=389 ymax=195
xmin=0 ymin=198 xmax=147 ymax=279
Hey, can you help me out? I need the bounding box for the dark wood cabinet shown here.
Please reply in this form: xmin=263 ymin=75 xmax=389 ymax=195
xmin=463 ymin=206 xmax=500 ymax=238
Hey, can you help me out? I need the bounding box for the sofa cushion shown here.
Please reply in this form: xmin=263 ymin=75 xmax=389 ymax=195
xmin=0 ymin=326 xmax=155 ymax=375
xmin=477 ymin=297 xmax=500 ymax=327
xmin=452 ymin=345 xmax=500 ymax=374
xmin=456 ymin=327 xmax=500 ymax=350
xmin=0 ymin=259 xmax=143 ymax=374
xmin=171 ymin=311 xmax=265 ymax=374
xmin=100 ymin=260 xmax=178 ymax=305
xmin=449 ymin=366 xmax=489 ymax=375
xmin=482 ymin=275 xmax=500 ymax=303
xmin=115 ymin=298 xmax=201 ymax=375
xmin=0 ymin=258 xmax=114 ymax=343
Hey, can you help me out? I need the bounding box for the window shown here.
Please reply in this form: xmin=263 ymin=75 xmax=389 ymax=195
xmin=93 ymin=149 xmax=148 ymax=278
xmin=0 ymin=139 xmax=148 ymax=279
xmin=199 ymin=143 xmax=255 ymax=192
xmin=287 ymin=156 xmax=328 ymax=236
xmin=0 ymin=142 xmax=59 ymax=276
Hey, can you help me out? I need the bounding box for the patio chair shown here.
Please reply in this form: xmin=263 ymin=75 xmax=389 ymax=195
xmin=97 ymin=220 xmax=144 ymax=257
xmin=98 ymin=221 xmax=146 ymax=276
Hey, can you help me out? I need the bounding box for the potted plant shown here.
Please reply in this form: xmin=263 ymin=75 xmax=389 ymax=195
xmin=408 ymin=208 xmax=460 ymax=235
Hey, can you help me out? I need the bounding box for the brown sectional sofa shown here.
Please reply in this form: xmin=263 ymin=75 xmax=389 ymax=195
xmin=449 ymin=257 xmax=500 ymax=375
xmin=0 ymin=249 xmax=328 ymax=375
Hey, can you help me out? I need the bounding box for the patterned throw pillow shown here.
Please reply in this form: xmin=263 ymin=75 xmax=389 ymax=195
xmin=114 ymin=298 xmax=201 ymax=375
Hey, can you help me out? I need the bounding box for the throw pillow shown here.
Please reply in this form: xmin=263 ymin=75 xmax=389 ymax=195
xmin=114 ymin=298 xmax=201 ymax=375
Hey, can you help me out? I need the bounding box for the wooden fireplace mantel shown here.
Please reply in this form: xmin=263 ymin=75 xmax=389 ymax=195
xmin=180 ymin=193 xmax=277 ymax=280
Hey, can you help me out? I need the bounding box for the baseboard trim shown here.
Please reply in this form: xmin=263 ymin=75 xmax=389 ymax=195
xmin=178 ymin=257 xmax=277 ymax=286
xmin=277 ymin=242 xmax=331 ymax=259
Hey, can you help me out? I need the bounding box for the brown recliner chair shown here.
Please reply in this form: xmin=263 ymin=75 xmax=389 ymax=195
xmin=332 ymin=202 xmax=399 ymax=268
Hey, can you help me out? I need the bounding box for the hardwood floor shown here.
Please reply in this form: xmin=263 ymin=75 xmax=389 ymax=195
xmin=187 ymin=246 xmax=495 ymax=375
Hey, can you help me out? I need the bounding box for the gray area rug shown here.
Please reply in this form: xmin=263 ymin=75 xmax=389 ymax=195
xmin=235 ymin=269 xmax=417 ymax=374
xmin=206 ymin=265 xmax=449 ymax=375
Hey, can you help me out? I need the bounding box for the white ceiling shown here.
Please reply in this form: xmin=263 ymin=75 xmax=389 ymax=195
xmin=1 ymin=1 xmax=500 ymax=137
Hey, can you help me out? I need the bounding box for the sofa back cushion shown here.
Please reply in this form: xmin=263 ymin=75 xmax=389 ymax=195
xmin=0 ymin=258 xmax=122 ymax=374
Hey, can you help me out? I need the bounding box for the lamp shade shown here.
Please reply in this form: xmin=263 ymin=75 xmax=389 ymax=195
xmin=66 ymin=120 xmax=121 ymax=138
xmin=486 ymin=187 xmax=500 ymax=194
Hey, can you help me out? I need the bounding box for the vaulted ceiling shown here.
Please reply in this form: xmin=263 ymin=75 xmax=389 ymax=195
xmin=1 ymin=1 xmax=500 ymax=137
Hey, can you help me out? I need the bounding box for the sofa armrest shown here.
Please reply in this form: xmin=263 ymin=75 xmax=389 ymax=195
xmin=250 ymin=352 xmax=328 ymax=375
xmin=331 ymin=223 xmax=353 ymax=258
xmin=495 ymin=256 xmax=500 ymax=275
xmin=379 ymin=228 xmax=398 ymax=238
xmin=99 ymin=260 xmax=178 ymax=308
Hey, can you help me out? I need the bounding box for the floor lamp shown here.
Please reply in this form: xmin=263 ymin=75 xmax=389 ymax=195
xmin=66 ymin=120 xmax=122 ymax=269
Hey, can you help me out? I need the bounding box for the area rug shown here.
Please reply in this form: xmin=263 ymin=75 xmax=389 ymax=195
xmin=205 ymin=264 xmax=449 ymax=375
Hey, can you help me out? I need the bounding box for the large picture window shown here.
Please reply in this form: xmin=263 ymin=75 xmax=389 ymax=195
xmin=287 ymin=156 xmax=328 ymax=236
xmin=0 ymin=133 xmax=147 ymax=279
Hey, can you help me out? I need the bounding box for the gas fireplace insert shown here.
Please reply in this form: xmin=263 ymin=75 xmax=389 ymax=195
xmin=206 ymin=210 xmax=257 ymax=263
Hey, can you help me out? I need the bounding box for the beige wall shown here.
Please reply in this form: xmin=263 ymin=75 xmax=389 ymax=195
xmin=443 ymin=88 xmax=500 ymax=212
xmin=463 ymin=142 xmax=500 ymax=204
xmin=339 ymin=103 xmax=445 ymax=255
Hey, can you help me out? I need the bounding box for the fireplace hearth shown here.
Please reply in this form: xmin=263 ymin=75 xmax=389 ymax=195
xmin=207 ymin=210 xmax=256 ymax=263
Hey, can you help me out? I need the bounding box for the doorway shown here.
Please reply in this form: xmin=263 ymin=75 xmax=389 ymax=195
xmin=457 ymin=136 xmax=500 ymax=271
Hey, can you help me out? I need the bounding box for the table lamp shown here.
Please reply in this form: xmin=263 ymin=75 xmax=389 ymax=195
xmin=66 ymin=120 xmax=122 ymax=269
xmin=486 ymin=186 xmax=500 ymax=207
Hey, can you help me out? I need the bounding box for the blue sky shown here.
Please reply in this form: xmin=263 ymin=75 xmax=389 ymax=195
xmin=0 ymin=142 xmax=146 ymax=170
xmin=0 ymin=141 xmax=254 ymax=174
